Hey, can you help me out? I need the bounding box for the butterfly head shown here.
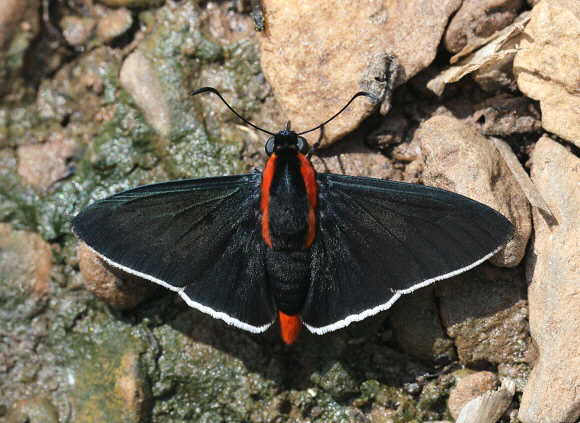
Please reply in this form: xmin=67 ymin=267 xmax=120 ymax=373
xmin=265 ymin=122 xmax=310 ymax=157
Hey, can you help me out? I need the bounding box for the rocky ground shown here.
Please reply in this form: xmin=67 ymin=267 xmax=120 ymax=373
xmin=0 ymin=0 xmax=578 ymax=422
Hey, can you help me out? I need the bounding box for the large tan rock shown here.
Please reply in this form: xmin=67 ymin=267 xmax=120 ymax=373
xmin=417 ymin=115 xmax=531 ymax=267
xmin=78 ymin=243 xmax=158 ymax=309
xmin=518 ymin=136 xmax=580 ymax=423
xmin=513 ymin=0 xmax=580 ymax=146
xmin=258 ymin=0 xmax=462 ymax=145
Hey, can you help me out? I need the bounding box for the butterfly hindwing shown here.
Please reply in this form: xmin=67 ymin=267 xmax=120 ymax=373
xmin=302 ymin=173 xmax=513 ymax=333
xmin=73 ymin=174 xmax=276 ymax=332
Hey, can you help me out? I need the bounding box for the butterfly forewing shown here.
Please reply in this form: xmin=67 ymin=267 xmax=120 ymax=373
xmin=302 ymin=173 xmax=513 ymax=333
xmin=73 ymin=174 xmax=276 ymax=331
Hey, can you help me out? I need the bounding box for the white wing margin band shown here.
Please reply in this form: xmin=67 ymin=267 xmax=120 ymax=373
xmin=303 ymin=243 xmax=506 ymax=335
xmin=81 ymin=243 xmax=274 ymax=334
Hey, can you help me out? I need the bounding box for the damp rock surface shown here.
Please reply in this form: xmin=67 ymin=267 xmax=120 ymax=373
xmin=437 ymin=264 xmax=532 ymax=366
xmin=0 ymin=0 xmax=572 ymax=420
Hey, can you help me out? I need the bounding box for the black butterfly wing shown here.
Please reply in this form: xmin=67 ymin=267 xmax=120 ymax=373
xmin=302 ymin=173 xmax=513 ymax=334
xmin=73 ymin=173 xmax=276 ymax=332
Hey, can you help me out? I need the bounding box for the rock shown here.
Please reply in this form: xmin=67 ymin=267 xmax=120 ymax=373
xmin=468 ymin=9 xmax=530 ymax=94
xmin=311 ymin=137 xmax=394 ymax=179
xmin=448 ymin=371 xmax=498 ymax=420
xmin=389 ymin=287 xmax=455 ymax=363
xmin=428 ymin=14 xmax=529 ymax=95
xmin=437 ymin=263 xmax=532 ymax=366
xmin=68 ymin=324 xmax=151 ymax=423
xmin=16 ymin=134 xmax=78 ymax=191
xmin=417 ymin=115 xmax=531 ymax=267
xmin=0 ymin=0 xmax=41 ymax=96
xmin=0 ymin=223 xmax=52 ymax=299
xmin=119 ymin=50 xmax=171 ymax=137
xmin=498 ymin=362 xmax=530 ymax=392
xmin=513 ymin=0 xmax=580 ymax=146
xmin=114 ymin=352 xmax=152 ymax=422
xmin=258 ymin=0 xmax=462 ymax=145
xmin=455 ymin=379 xmax=516 ymax=423
xmin=444 ymin=0 xmax=523 ymax=54
xmin=118 ymin=1 xmax=245 ymax=180
xmin=60 ymin=16 xmax=96 ymax=46
xmin=96 ymin=8 xmax=134 ymax=43
xmin=518 ymin=136 xmax=580 ymax=423
xmin=0 ymin=0 xmax=38 ymax=48
xmin=37 ymin=46 xmax=121 ymax=125
xmin=367 ymin=112 xmax=409 ymax=149
xmin=6 ymin=397 xmax=59 ymax=423
xmin=473 ymin=95 xmax=542 ymax=136
xmin=491 ymin=137 xmax=552 ymax=218
xmin=96 ymin=0 xmax=164 ymax=8
xmin=77 ymin=243 xmax=158 ymax=309
xmin=310 ymin=361 xmax=359 ymax=401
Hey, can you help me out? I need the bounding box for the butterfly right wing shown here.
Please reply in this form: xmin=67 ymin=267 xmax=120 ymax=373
xmin=302 ymin=173 xmax=513 ymax=334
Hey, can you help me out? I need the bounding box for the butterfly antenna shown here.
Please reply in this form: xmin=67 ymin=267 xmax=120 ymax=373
xmin=192 ymin=87 xmax=275 ymax=136
xmin=298 ymin=91 xmax=380 ymax=138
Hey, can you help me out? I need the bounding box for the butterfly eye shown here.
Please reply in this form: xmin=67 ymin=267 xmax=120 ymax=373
xmin=265 ymin=138 xmax=275 ymax=155
xmin=297 ymin=137 xmax=309 ymax=155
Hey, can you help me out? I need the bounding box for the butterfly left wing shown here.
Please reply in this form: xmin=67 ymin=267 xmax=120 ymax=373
xmin=302 ymin=173 xmax=513 ymax=334
xmin=73 ymin=174 xmax=276 ymax=332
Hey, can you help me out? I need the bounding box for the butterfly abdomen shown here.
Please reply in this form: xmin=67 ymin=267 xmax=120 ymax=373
xmin=261 ymin=154 xmax=317 ymax=322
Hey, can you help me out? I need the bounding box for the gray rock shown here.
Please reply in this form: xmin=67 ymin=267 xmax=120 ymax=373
xmin=389 ymin=286 xmax=455 ymax=363
xmin=518 ymin=136 xmax=580 ymax=423
xmin=120 ymin=50 xmax=171 ymax=137
xmin=418 ymin=115 xmax=531 ymax=267
xmin=473 ymin=95 xmax=542 ymax=136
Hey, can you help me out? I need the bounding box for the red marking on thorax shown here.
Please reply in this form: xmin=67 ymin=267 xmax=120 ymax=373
xmin=261 ymin=154 xmax=317 ymax=250
xmin=261 ymin=155 xmax=276 ymax=248
xmin=279 ymin=311 xmax=301 ymax=344
xmin=298 ymin=154 xmax=317 ymax=249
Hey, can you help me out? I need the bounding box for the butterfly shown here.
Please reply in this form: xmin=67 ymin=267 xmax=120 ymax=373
xmin=73 ymin=88 xmax=513 ymax=344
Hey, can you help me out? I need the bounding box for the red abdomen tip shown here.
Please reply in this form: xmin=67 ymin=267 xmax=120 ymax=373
xmin=279 ymin=311 xmax=302 ymax=345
